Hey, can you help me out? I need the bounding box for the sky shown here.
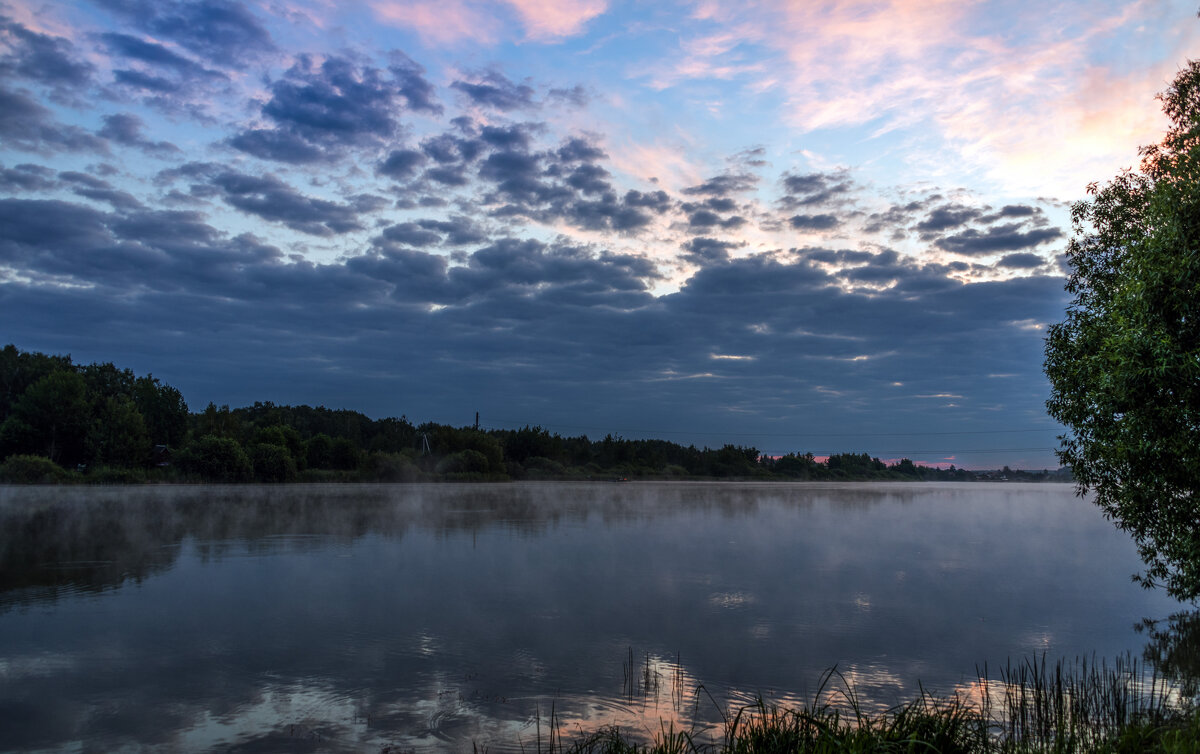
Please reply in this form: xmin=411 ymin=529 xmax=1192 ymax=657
xmin=0 ymin=0 xmax=1195 ymax=470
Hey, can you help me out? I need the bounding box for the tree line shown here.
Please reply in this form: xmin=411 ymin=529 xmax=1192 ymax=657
xmin=0 ymin=344 xmax=1055 ymax=484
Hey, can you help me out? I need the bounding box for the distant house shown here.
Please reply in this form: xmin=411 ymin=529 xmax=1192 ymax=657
xmin=152 ymin=445 xmax=171 ymax=467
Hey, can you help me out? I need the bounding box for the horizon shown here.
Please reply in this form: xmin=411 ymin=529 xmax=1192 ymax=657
xmin=2 ymin=1 xmax=1195 ymax=470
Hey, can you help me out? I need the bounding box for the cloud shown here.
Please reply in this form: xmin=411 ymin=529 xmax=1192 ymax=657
xmin=368 ymin=0 xmax=604 ymax=44
xmin=789 ymin=213 xmax=840 ymax=231
xmin=99 ymin=32 xmax=227 ymax=84
xmin=686 ymin=209 xmax=746 ymax=231
xmin=0 ymin=87 xmax=107 ymax=154
xmin=996 ymin=252 xmax=1047 ymax=269
xmin=681 ymin=237 xmax=744 ymax=265
xmin=388 ymin=51 xmax=442 ymax=114
xmin=451 ymin=70 xmax=536 ymax=111
xmin=92 ymin=0 xmax=274 ymax=67
xmin=681 ymin=172 xmax=758 ymax=197
xmin=935 ymin=224 xmax=1062 ymax=256
xmin=369 ymin=0 xmax=501 ymax=45
xmin=0 ymin=163 xmax=57 ymax=192
xmin=0 ymin=15 xmax=94 ymax=100
xmin=779 ymin=171 xmax=853 ymax=208
xmin=377 ymin=149 xmax=427 ymax=179
xmin=210 ymin=171 xmax=362 ymax=236
xmin=503 ymin=0 xmax=607 ymax=40
xmin=231 ymin=54 xmax=438 ymax=163
xmin=98 ymin=113 xmax=181 ymax=157
xmin=916 ymin=204 xmax=983 ymax=236
xmin=0 ymin=191 xmax=1066 ymax=463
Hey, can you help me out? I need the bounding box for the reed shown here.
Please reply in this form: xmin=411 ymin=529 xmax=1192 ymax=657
xmin=549 ymin=658 xmax=1198 ymax=753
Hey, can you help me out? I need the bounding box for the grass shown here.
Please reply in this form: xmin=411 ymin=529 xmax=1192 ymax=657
xmin=528 ymin=659 xmax=1199 ymax=754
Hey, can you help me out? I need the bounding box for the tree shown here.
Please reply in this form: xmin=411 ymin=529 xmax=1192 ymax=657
xmin=1044 ymin=61 xmax=1200 ymax=600
xmin=176 ymin=435 xmax=253 ymax=482
xmin=0 ymin=370 xmax=91 ymax=467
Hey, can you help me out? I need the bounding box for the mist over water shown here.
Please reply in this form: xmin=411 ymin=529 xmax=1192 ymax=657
xmin=0 ymin=482 xmax=1183 ymax=752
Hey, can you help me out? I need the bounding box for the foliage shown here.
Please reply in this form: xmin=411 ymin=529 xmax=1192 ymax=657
xmin=175 ymin=435 xmax=253 ymax=482
xmin=1045 ymin=61 xmax=1200 ymax=600
xmin=0 ymin=454 xmax=74 ymax=484
xmin=0 ymin=370 xmax=91 ymax=467
xmin=248 ymin=442 xmax=297 ymax=483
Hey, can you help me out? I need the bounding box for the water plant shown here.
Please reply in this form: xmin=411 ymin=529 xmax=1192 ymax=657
xmin=533 ymin=659 xmax=1197 ymax=754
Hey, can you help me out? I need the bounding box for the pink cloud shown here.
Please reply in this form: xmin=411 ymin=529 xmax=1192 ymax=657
xmin=369 ymin=0 xmax=501 ymax=45
xmin=369 ymin=0 xmax=604 ymax=44
xmin=504 ymin=0 xmax=607 ymax=40
xmin=668 ymin=0 xmax=1195 ymax=200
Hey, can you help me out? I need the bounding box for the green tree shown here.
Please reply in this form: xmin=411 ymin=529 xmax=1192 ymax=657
xmin=0 ymin=370 xmax=90 ymax=467
xmin=176 ymin=435 xmax=253 ymax=482
xmin=1045 ymin=60 xmax=1200 ymax=600
xmin=89 ymin=395 xmax=150 ymax=468
xmin=249 ymin=442 xmax=297 ymax=482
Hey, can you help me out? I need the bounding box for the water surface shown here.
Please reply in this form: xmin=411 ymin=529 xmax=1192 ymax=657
xmin=0 ymin=482 xmax=1183 ymax=752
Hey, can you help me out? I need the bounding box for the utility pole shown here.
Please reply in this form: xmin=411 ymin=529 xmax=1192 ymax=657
xmin=474 ymin=411 xmax=479 ymax=431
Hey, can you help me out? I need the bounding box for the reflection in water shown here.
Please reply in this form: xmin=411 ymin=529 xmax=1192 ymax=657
xmin=1139 ymin=610 xmax=1200 ymax=697
xmin=0 ymin=482 xmax=1186 ymax=752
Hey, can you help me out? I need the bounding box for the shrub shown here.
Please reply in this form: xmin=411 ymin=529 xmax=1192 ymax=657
xmin=0 ymin=454 xmax=73 ymax=484
xmin=175 ymin=435 xmax=252 ymax=482
xmin=249 ymin=442 xmax=297 ymax=483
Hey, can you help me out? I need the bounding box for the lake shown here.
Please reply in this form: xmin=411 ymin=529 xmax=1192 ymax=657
xmin=0 ymin=482 xmax=1186 ymax=752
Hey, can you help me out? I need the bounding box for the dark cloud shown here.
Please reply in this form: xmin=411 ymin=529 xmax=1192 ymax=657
xmin=623 ymin=190 xmax=671 ymax=212
xmin=416 ymin=216 xmax=487 ymax=246
xmin=681 ymin=237 xmax=744 ymax=265
xmin=112 ymin=68 xmax=181 ymax=94
xmin=563 ymin=164 xmax=611 ymax=195
xmin=681 ymin=173 xmax=758 ymax=197
xmin=423 ymin=165 xmax=471 ymax=186
xmin=377 ymin=149 xmax=427 ymax=179
xmin=228 ymin=52 xmax=440 ymax=163
xmin=916 ymin=204 xmax=983 ymax=236
xmin=0 ymin=16 xmax=94 ymax=101
xmin=420 ymin=133 xmax=483 ymax=164
xmin=0 ymin=194 xmax=1065 ymax=466
xmin=58 ymin=171 xmax=110 ymax=190
xmin=563 ymin=194 xmax=654 ymax=232
xmin=228 ymin=129 xmax=325 ymax=164
xmin=99 ymin=32 xmax=227 ymax=86
xmin=996 ymin=252 xmax=1047 ymax=269
xmin=210 ymin=171 xmax=362 ymax=236
xmin=547 ymin=84 xmax=588 ymax=107
xmin=935 ymin=224 xmax=1063 ymax=255
xmin=377 ymin=222 xmax=442 ymax=248
xmin=388 ymin=51 xmax=442 ymax=114
xmin=556 ymin=137 xmax=606 ymax=163
xmin=789 ymin=213 xmax=840 ymax=231
xmin=98 ymin=113 xmax=181 ymax=157
xmin=0 ymin=87 xmax=108 ymax=154
xmin=686 ymin=209 xmax=746 ymax=231
xmin=0 ymin=163 xmax=56 ymax=192
xmin=780 ymin=171 xmax=853 ymax=207
xmin=233 ymin=55 xmax=420 ymax=162
xmin=450 ymin=70 xmax=535 ymax=111
xmin=92 ymin=0 xmax=274 ymax=67
xmin=74 ymin=186 xmax=145 ymax=211
xmin=863 ymin=200 xmax=926 ymax=236
xmin=479 ymin=124 xmax=536 ymax=151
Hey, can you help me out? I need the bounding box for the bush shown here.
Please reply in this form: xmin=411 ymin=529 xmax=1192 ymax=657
xmin=249 ymin=442 xmax=297 ymax=483
xmin=0 ymin=454 xmax=74 ymax=484
xmin=436 ymin=449 xmax=491 ymax=475
xmin=88 ymin=465 xmax=147 ymax=484
xmin=176 ymin=435 xmax=253 ymax=482
xmin=361 ymin=452 xmax=421 ymax=482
